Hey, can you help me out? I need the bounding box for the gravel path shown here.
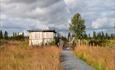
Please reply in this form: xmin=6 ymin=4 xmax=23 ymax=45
xmin=60 ymin=50 xmax=95 ymax=70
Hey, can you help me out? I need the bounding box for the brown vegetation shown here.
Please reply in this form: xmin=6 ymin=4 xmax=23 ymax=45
xmin=75 ymin=44 xmax=115 ymax=70
xmin=0 ymin=41 xmax=61 ymax=70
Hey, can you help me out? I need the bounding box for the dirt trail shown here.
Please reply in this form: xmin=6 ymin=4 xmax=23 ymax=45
xmin=60 ymin=50 xmax=95 ymax=70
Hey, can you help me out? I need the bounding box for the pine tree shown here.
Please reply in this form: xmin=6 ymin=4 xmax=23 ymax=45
xmin=82 ymin=33 xmax=87 ymax=39
xmin=101 ymin=32 xmax=104 ymax=40
xmin=13 ymin=32 xmax=15 ymax=37
xmin=88 ymin=34 xmax=91 ymax=39
xmin=93 ymin=31 xmax=96 ymax=39
xmin=4 ymin=31 xmax=8 ymax=40
xmin=0 ymin=30 xmax=3 ymax=39
xmin=110 ymin=34 xmax=114 ymax=39
xmin=105 ymin=33 xmax=109 ymax=39
xmin=97 ymin=32 xmax=101 ymax=40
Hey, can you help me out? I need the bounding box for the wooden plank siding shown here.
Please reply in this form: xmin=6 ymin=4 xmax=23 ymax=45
xmin=29 ymin=32 xmax=55 ymax=46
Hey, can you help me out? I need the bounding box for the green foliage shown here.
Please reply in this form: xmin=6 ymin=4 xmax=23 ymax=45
xmin=61 ymin=36 xmax=68 ymax=42
xmin=88 ymin=31 xmax=115 ymax=46
xmin=82 ymin=33 xmax=88 ymax=39
xmin=0 ymin=30 xmax=25 ymax=40
xmin=69 ymin=13 xmax=86 ymax=40
xmin=4 ymin=31 xmax=8 ymax=40
xmin=54 ymin=36 xmax=59 ymax=45
xmin=11 ymin=32 xmax=25 ymax=40
xmin=104 ymin=40 xmax=115 ymax=47
xmin=0 ymin=30 xmax=3 ymax=39
xmin=49 ymin=40 xmax=56 ymax=45
xmin=93 ymin=31 xmax=97 ymax=39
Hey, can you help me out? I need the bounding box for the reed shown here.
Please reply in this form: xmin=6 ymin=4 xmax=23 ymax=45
xmin=0 ymin=41 xmax=61 ymax=70
xmin=75 ymin=44 xmax=115 ymax=70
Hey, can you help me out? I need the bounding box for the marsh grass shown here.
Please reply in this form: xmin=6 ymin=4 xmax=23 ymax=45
xmin=0 ymin=41 xmax=61 ymax=70
xmin=75 ymin=45 xmax=115 ymax=70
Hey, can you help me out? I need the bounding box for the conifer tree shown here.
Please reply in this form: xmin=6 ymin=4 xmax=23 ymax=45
xmin=4 ymin=31 xmax=8 ymax=40
xmin=0 ymin=30 xmax=3 ymax=39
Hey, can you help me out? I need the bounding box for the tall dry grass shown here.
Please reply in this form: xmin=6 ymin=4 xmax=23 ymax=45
xmin=0 ymin=41 xmax=61 ymax=70
xmin=75 ymin=45 xmax=115 ymax=70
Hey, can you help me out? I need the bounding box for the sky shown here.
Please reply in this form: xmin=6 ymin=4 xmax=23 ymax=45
xmin=0 ymin=0 xmax=115 ymax=36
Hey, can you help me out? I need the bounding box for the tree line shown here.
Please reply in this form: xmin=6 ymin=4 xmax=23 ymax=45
xmin=69 ymin=13 xmax=115 ymax=46
xmin=0 ymin=30 xmax=25 ymax=40
xmin=81 ymin=31 xmax=115 ymax=40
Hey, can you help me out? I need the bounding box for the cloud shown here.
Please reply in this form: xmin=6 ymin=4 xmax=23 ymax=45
xmin=92 ymin=17 xmax=115 ymax=29
xmin=0 ymin=0 xmax=69 ymax=29
xmin=1 ymin=0 xmax=61 ymax=7
xmin=0 ymin=0 xmax=115 ymax=35
xmin=0 ymin=14 xmax=7 ymax=20
xmin=64 ymin=0 xmax=75 ymax=7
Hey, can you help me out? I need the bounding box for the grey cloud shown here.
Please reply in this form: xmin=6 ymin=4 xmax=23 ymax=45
xmin=1 ymin=0 xmax=68 ymax=22
xmin=5 ymin=0 xmax=37 ymax=4
xmin=24 ymin=0 xmax=69 ymax=24
xmin=0 ymin=0 xmax=115 ymax=35
xmin=68 ymin=0 xmax=115 ymax=29
xmin=5 ymin=0 xmax=61 ymax=8
xmin=0 ymin=0 xmax=69 ymax=31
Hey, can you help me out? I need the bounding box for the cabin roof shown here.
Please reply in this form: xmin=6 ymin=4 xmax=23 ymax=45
xmin=27 ymin=29 xmax=56 ymax=33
